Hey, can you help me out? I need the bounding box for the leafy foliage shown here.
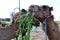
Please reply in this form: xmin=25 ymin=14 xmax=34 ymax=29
xmin=12 ymin=12 xmax=35 ymax=40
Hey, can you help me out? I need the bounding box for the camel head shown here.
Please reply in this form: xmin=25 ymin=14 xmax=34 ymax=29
xmin=28 ymin=5 xmax=53 ymax=22
xmin=11 ymin=9 xmax=27 ymax=31
xmin=41 ymin=5 xmax=53 ymax=17
xmin=41 ymin=5 xmax=54 ymax=21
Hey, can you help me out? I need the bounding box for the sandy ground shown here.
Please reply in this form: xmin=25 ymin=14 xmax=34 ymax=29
xmin=30 ymin=26 xmax=49 ymax=40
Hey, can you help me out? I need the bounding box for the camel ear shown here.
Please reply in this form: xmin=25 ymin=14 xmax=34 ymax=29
xmin=50 ymin=7 xmax=53 ymax=11
xmin=42 ymin=5 xmax=47 ymax=10
xmin=21 ymin=9 xmax=27 ymax=13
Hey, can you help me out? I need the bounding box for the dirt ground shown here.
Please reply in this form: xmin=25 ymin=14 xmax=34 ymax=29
xmin=30 ymin=26 xmax=49 ymax=40
xmin=30 ymin=21 xmax=60 ymax=40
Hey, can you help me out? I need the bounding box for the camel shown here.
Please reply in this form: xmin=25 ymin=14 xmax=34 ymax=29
xmin=41 ymin=5 xmax=60 ymax=40
xmin=0 ymin=9 xmax=27 ymax=40
xmin=28 ymin=5 xmax=60 ymax=40
xmin=0 ymin=20 xmax=19 ymax=40
xmin=0 ymin=5 xmax=60 ymax=40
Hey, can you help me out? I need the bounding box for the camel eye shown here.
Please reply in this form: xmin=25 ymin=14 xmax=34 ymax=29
xmin=29 ymin=6 xmax=35 ymax=12
xmin=42 ymin=5 xmax=47 ymax=11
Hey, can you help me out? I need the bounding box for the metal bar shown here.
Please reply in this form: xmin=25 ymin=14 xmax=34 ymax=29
xmin=19 ymin=0 xmax=20 ymax=11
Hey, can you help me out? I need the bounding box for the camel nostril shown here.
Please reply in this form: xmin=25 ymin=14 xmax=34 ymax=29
xmin=2 ymin=24 xmax=6 ymax=27
xmin=29 ymin=9 xmax=33 ymax=12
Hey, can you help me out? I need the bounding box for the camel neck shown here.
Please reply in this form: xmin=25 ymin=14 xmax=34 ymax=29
xmin=46 ymin=18 xmax=59 ymax=40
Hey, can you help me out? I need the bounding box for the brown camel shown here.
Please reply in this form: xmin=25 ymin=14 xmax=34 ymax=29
xmin=0 ymin=10 xmax=21 ymax=40
xmin=0 ymin=5 xmax=60 ymax=40
xmin=28 ymin=5 xmax=60 ymax=40
xmin=0 ymin=20 xmax=19 ymax=40
xmin=41 ymin=5 xmax=60 ymax=40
